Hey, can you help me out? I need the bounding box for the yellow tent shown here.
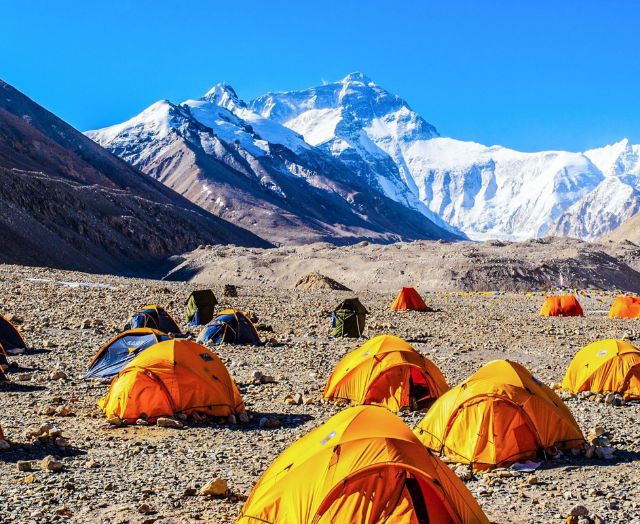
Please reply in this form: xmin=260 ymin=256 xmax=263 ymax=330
xmin=237 ymin=405 xmax=489 ymax=524
xmin=323 ymin=335 xmax=449 ymax=411
xmin=99 ymin=339 xmax=244 ymax=422
xmin=562 ymin=339 xmax=640 ymax=400
xmin=414 ymin=360 xmax=585 ymax=471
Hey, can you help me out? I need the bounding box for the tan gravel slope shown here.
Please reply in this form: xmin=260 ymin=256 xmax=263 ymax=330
xmin=166 ymin=236 xmax=640 ymax=293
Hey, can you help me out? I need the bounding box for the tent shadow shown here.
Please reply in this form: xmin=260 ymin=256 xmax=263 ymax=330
xmin=0 ymin=382 xmax=46 ymax=393
xmin=11 ymin=348 xmax=50 ymax=356
xmin=537 ymin=449 xmax=640 ymax=471
xmin=0 ymin=442 xmax=85 ymax=464
xmin=235 ymin=412 xmax=314 ymax=432
xmin=6 ymin=363 xmax=41 ymax=373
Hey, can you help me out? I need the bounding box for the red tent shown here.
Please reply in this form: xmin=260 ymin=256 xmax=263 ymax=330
xmin=391 ymin=288 xmax=428 ymax=311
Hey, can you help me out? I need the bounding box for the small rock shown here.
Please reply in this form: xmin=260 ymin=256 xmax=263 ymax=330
xmin=156 ymin=417 xmax=184 ymax=429
xmin=54 ymin=436 xmax=69 ymax=447
xmin=55 ymin=405 xmax=73 ymax=417
xmin=223 ymin=284 xmax=238 ymax=297
xmin=80 ymin=319 xmax=92 ymax=329
xmin=137 ymin=503 xmax=153 ymax=514
xmin=86 ymin=460 xmax=100 ymax=469
xmin=0 ymin=439 xmax=10 ymax=450
xmin=106 ymin=416 xmax=122 ymax=427
xmin=40 ymin=455 xmax=63 ymax=472
xmin=49 ymin=369 xmax=68 ymax=381
xmin=200 ymin=478 xmax=229 ymax=497
xmin=454 ymin=465 xmax=472 ymax=481
xmin=604 ymin=392 xmax=623 ymax=406
xmin=527 ymin=475 xmax=539 ymax=485
xmin=569 ymin=505 xmax=589 ymax=517
xmin=595 ymin=446 xmax=615 ymax=460
xmin=238 ymin=412 xmax=249 ymax=424
xmin=259 ymin=417 xmax=281 ymax=429
xmin=227 ymin=414 xmax=237 ymax=425
xmin=17 ymin=460 xmax=33 ymax=472
xmin=55 ymin=506 xmax=73 ymax=517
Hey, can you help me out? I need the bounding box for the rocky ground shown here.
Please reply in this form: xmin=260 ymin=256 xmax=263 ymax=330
xmin=165 ymin=237 xmax=640 ymax=293
xmin=1 ymin=263 xmax=639 ymax=524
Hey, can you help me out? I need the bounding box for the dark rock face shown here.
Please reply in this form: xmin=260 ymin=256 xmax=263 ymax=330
xmin=0 ymin=80 xmax=269 ymax=274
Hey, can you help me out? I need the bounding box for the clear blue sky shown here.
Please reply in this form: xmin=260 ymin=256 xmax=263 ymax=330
xmin=1 ymin=0 xmax=638 ymax=152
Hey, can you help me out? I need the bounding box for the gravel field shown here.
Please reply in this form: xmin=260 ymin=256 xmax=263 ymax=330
xmin=0 ymin=264 xmax=639 ymax=524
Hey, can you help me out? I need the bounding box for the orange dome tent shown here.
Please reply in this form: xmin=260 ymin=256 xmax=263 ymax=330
xmin=237 ymin=405 xmax=489 ymax=524
xmin=562 ymin=339 xmax=640 ymax=400
xmin=391 ymin=288 xmax=428 ymax=311
xmin=414 ymin=360 xmax=585 ymax=471
xmin=98 ymin=339 xmax=244 ymax=422
xmin=540 ymin=295 xmax=583 ymax=317
xmin=608 ymin=296 xmax=640 ymax=319
xmin=323 ymin=335 xmax=449 ymax=412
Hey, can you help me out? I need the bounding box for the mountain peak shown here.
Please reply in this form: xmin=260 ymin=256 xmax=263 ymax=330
xmin=340 ymin=72 xmax=373 ymax=84
xmin=203 ymin=83 xmax=246 ymax=110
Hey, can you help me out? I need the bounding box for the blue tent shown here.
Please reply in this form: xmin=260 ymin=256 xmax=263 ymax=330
xmin=198 ymin=310 xmax=262 ymax=346
xmin=85 ymin=328 xmax=170 ymax=379
xmin=124 ymin=305 xmax=182 ymax=335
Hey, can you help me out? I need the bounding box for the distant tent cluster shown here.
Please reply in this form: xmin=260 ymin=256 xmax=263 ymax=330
xmin=329 ymin=288 xmax=431 ymax=339
xmin=538 ymin=293 xmax=640 ymax=319
xmin=84 ymin=290 xmax=261 ymax=425
xmin=7 ymin=281 xmax=640 ymax=524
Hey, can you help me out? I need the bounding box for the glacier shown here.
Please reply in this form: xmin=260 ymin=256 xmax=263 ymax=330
xmin=251 ymin=73 xmax=640 ymax=241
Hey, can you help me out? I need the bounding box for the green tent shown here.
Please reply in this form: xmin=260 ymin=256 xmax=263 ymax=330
xmin=331 ymin=298 xmax=368 ymax=338
xmin=185 ymin=290 xmax=218 ymax=325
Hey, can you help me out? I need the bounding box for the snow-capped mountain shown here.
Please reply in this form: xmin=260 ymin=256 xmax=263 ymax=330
xmin=251 ymin=74 xmax=640 ymax=241
xmin=88 ymin=72 xmax=640 ymax=244
xmin=87 ymin=82 xmax=459 ymax=245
